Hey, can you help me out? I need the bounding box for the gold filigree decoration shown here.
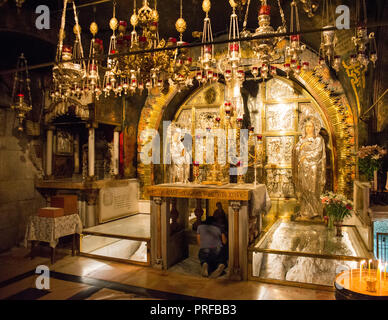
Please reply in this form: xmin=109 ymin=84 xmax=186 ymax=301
xmin=342 ymin=60 xmax=366 ymax=117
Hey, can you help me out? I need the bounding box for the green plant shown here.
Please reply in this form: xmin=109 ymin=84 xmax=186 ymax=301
xmin=357 ymin=145 xmax=386 ymax=180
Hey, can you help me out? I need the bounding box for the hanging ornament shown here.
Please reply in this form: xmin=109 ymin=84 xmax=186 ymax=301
xmin=318 ymin=0 xmax=340 ymax=72
xmin=51 ymin=0 xmax=86 ymax=102
xmin=250 ymin=0 xmax=286 ymax=80
xmin=11 ymin=53 xmax=32 ymax=132
xmin=351 ymin=0 xmax=378 ymax=68
xmin=284 ymin=1 xmax=306 ymax=77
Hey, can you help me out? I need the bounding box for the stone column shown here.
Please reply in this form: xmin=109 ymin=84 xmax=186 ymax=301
xmin=86 ymin=123 xmax=97 ymax=180
xmin=85 ymin=189 xmax=98 ymax=227
xmin=45 ymin=126 xmax=54 ymax=179
xmin=113 ymin=127 xmax=120 ymax=177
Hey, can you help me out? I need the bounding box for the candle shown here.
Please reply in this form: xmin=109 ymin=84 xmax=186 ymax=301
xmin=368 ymin=259 xmax=372 ymax=277
xmin=360 ymin=260 xmax=365 ymax=287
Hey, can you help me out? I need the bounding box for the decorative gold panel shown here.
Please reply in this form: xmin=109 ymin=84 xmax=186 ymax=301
xmin=175 ymin=109 xmax=192 ymax=131
xmin=265 ymin=168 xmax=294 ymax=198
xmin=266 ymin=136 xmax=294 ymax=166
xmin=265 ymin=78 xmax=302 ymax=100
xmin=265 ymin=103 xmax=296 ymax=132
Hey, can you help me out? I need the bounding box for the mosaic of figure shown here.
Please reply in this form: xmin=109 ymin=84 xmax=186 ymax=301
xmin=292 ymin=116 xmax=326 ymax=219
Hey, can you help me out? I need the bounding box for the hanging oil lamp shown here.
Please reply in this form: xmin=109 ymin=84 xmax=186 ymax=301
xmin=11 ymin=53 xmax=32 ymax=132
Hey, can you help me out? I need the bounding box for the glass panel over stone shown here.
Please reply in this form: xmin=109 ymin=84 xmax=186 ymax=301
xmin=83 ymin=213 xmax=150 ymax=239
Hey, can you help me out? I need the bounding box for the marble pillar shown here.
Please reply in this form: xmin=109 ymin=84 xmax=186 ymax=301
xmin=87 ymin=124 xmax=96 ymax=179
xmin=85 ymin=190 xmax=98 ymax=227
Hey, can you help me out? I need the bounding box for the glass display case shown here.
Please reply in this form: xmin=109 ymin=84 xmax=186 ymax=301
xmin=80 ymin=213 xmax=150 ymax=265
xmin=249 ymin=220 xmax=371 ymax=288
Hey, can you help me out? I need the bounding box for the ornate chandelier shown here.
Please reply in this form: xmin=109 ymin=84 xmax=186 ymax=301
xmin=196 ymin=0 xmax=218 ymax=85
xmin=51 ymin=0 xmax=86 ymax=102
xmin=82 ymin=20 xmax=103 ymax=100
xmin=351 ymin=0 xmax=377 ymax=68
xmin=11 ymin=53 xmax=32 ymax=132
xmin=318 ymin=0 xmax=340 ymax=72
xmin=249 ymin=0 xmax=286 ymax=79
xmin=168 ymin=0 xmax=194 ymax=91
xmin=102 ymin=0 xmax=178 ymax=96
xmin=284 ymin=0 xmax=308 ymax=77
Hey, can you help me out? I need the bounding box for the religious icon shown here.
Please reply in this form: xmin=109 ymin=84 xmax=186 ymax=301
xmin=292 ymin=116 xmax=326 ymax=219
xmin=170 ymin=127 xmax=191 ymax=183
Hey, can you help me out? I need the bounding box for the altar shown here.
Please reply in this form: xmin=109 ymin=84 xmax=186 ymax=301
xmin=147 ymin=183 xmax=271 ymax=280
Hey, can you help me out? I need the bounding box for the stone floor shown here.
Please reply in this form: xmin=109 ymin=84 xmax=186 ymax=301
xmin=0 ymin=246 xmax=335 ymax=300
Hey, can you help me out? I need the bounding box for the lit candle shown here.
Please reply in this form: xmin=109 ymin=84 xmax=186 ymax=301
xmin=360 ymin=260 xmax=365 ymax=287
xmin=368 ymin=259 xmax=372 ymax=278
xmin=377 ymin=260 xmax=381 ymax=293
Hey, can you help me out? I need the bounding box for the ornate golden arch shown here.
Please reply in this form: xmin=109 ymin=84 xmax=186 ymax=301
xmin=137 ymin=52 xmax=356 ymax=199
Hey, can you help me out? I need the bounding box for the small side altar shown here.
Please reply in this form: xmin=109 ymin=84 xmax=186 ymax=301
xmin=147 ymin=183 xmax=271 ymax=280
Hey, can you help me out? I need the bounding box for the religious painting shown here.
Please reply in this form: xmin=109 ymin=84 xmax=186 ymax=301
xmin=55 ymin=129 xmax=73 ymax=155
xmin=265 ymin=168 xmax=294 ymax=198
xmin=265 ymin=103 xmax=296 ymax=132
xmin=266 ymin=136 xmax=294 ymax=165
xmin=94 ymin=95 xmax=122 ymax=125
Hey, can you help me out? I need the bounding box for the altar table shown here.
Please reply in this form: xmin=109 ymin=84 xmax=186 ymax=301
xmin=147 ymin=183 xmax=271 ymax=280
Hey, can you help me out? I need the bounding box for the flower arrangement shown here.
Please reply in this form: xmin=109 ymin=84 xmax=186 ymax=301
xmin=320 ymin=192 xmax=353 ymax=223
xmin=357 ymin=145 xmax=387 ymax=180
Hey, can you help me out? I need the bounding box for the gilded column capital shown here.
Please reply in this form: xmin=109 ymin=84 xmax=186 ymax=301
xmin=153 ymin=196 xmax=163 ymax=205
xmin=230 ymin=200 xmax=241 ymax=211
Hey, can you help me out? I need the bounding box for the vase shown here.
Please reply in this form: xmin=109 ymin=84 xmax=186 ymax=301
xmin=373 ymin=170 xmax=378 ymax=192
xmin=334 ymin=221 xmax=343 ymax=237
xmin=328 ymin=215 xmax=334 ymax=230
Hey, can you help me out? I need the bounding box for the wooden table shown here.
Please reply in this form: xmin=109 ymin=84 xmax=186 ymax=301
xmin=24 ymin=214 xmax=83 ymax=264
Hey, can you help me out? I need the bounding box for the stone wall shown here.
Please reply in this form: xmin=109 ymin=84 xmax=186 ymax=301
xmin=0 ymin=107 xmax=45 ymax=252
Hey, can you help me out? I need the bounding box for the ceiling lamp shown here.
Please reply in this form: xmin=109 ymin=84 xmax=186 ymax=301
xmin=51 ymin=0 xmax=86 ymax=102
xmin=351 ymin=0 xmax=378 ymax=68
xmin=109 ymin=0 xmax=177 ymax=95
xmin=168 ymin=0 xmax=193 ymax=91
xmin=11 ymin=53 xmax=32 ymax=132
xmin=318 ymin=0 xmax=340 ymax=72
xmin=250 ymin=0 xmax=286 ymax=79
xmin=103 ymin=1 xmax=120 ymax=96
xmin=284 ymin=0 xmax=307 ymax=77
xmin=83 ymin=21 xmax=103 ymax=100
xmin=197 ymin=0 xmax=218 ymax=85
